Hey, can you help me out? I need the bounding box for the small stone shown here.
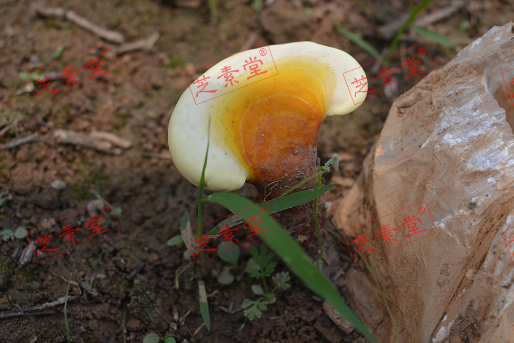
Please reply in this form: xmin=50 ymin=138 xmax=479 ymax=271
xmin=51 ymin=180 xmax=66 ymax=190
xmin=126 ymin=319 xmax=142 ymax=332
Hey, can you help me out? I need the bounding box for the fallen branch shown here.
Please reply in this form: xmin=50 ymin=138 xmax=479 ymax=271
xmin=126 ymin=262 xmax=146 ymax=281
xmin=33 ymin=4 xmax=124 ymax=43
xmin=1 ymin=133 xmax=38 ymax=150
xmin=239 ymin=32 xmax=257 ymax=52
xmin=54 ymin=129 xmax=122 ymax=155
xmin=378 ymin=0 xmax=465 ymax=39
xmin=0 ymin=296 xmax=75 ymax=320
xmin=89 ymin=131 xmax=132 ymax=149
xmin=114 ymin=31 xmax=160 ymax=56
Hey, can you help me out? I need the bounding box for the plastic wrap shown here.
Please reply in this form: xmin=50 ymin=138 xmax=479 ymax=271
xmin=330 ymin=22 xmax=514 ymax=343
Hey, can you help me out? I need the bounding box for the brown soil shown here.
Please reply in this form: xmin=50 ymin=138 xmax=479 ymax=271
xmin=0 ymin=0 xmax=508 ymax=342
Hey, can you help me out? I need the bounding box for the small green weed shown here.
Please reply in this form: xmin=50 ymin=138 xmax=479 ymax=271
xmin=242 ymin=244 xmax=290 ymax=320
xmin=1 ymin=227 xmax=27 ymax=241
xmin=143 ymin=333 xmax=176 ymax=343
xmin=251 ymin=0 xmax=263 ymax=12
xmin=167 ymin=57 xmax=180 ymax=68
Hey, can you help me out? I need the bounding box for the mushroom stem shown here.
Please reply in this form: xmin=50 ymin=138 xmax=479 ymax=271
xmin=253 ymin=145 xmax=326 ymax=261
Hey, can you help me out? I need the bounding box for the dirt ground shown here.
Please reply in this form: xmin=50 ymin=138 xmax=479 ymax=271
xmin=0 ymin=0 xmax=511 ymax=342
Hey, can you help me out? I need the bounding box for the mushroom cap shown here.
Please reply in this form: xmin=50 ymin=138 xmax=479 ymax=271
xmin=168 ymin=41 xmax=367 ymax=192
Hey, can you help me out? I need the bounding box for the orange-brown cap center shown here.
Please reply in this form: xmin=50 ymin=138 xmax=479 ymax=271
xmin=211 ymin=57 xmax=335 ymax=185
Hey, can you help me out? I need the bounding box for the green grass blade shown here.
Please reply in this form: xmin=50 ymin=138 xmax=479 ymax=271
xmin=197 ymin=116 xmax=212 ymax=259
xmin=414 ymin=25 xmax=455 ymax=47
xmin=387 ymin=0 xmax=434 ymax=60
xmin=268 ymin=184 xmax=337 ymax=213
xmin=333 ymin=22 xmax=381 ymax=60
xmin=207 ymin=184 xmax=337 ymax=236
xmin=198 ymin=280 xmax=210 ymax=330
xmin=198 ymin=117 xmax=211 ymax=202
xmin=205 ymin=192 xmax=377 ymax=342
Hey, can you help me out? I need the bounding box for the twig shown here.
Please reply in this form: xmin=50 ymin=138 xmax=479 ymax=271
xmin=207 ymin=289 xmax=218 ymax=298
xmin=54 ymin=129 xmax=122 ymax=155
xmin=33 ymin=4 xmax=124 ymax=43
xmin=50 ymin=270 xmax=80 ymax=287
xmin=239 ymin=32 xmax=257 ymax=52
xmin=416 ymin=0 xmax=465 ymax=27
xmin=179 ymin=310 xmax=190 ymax=325
xmin=238 ymin=320 xmax=246 ymax=332
xmin=89 ymin=131 xmax=132 ymax=149
xmin=263 ymin=174 xmax=287 ymax=200
xmin=78 ymin=276 xmax=98 ymax=296
xmin=0 ymin=296 xmax=75 ymax=320
xmin=145 ymin=306 xmax=154 ymax=322
xmin=155 ymin=308 xmax=177 ymax=330
xmin=126 ymin=262 xmax=146 ymax=281
xmin=122 ymin=311 xmax=127 ymax=343
xmin=11 ymin=243 xmax=23 ymax=260
xmin=50 ymin=270 xmax=82 ymax=295
xmin=2 ymin=133 xmax=38 ymax=150
xmin=192 ymin=322 xmax=205 ymax=337
xmin=215 ymin=304 xmax=243 ymax=314
xmin=172 ymin=305 xmax=179 ymax=321
xmin=115 ymin=31 xmax=160 ymax=56
xmin=64 ymin=273 xmax=72 ymax=343
xmin=216 ymin=305 xmax=230 ymax=313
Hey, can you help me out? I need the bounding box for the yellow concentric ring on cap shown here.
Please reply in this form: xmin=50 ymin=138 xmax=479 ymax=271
xmin=211 ymin=56 xmax=336 ymax=183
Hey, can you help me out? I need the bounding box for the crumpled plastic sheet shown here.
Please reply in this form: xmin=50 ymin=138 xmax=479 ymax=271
xmin=330 ymin=22 xmax=514 ymax=343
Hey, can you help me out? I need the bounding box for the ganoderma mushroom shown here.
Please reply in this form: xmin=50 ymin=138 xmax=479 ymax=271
xmin=168 ymin=41 xmax=367 ymax=260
